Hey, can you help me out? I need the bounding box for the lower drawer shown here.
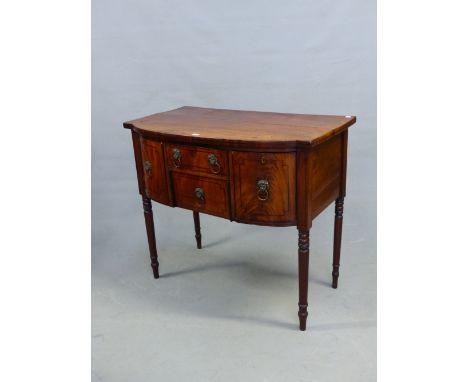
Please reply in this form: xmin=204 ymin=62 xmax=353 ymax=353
xmin=171 ymin=172 xmax=230 ymax=219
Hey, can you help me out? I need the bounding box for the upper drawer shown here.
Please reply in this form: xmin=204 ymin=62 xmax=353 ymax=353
xmin=165 ymin=144 xmax=228 ymax=176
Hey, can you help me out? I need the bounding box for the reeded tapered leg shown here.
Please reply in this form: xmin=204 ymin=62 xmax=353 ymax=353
xmin=298 ymin=228 xmax=310 ymax=331
xmin=332 ymin=197 xmax=344 ymax=288
xmin=193 ymin=211 xmax=202 ymax=249
xmin=142 ymin=195 xmax=159 ymax=279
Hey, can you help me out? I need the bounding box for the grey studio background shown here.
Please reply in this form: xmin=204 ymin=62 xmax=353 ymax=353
xmin=92 ymin=1 xmax=376 ymax=381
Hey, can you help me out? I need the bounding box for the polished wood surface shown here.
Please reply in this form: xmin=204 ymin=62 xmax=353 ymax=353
xmin=140 ymin=138 xmax=169 ymax=204
xmin=308 ymin=133 xmax=343 ymax=220
xmin=231 ymin=151 xmax=296 ymax=225
xmin=171 ymin=172 xmax=230 ymax=219
xmin=131 ymin=131 xmax=145 ymax=195
xmin=332 ymin=197 xmax=344 ymax=289
xmin=298 ymin=229 xmax=310 ymax=331
xmin=124 ymin=106 xmax=356 ymax=149
xmin=142 ymin=195 xmax=159 ymax=279
xmin=125 ymin=106 xmax=355 ymax=331
xmin=165 ymin=143 xmax=229 ymax=177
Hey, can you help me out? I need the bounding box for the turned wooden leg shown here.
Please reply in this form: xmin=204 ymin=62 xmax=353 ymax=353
xmin=298 ymin=228 xmax=310 ymax=331
xmin=332 ymin=197 xmax=345 ymax=288
xmin=142 ymin=195 xmax=159 ymax=279
xmin=193 ymin=211 xmax=202 ymax=249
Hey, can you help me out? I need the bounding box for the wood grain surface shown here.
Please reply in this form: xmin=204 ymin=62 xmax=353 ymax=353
xmin=140 ymin=138 xmax=169 ymax=204
xmin=125 ymin=106 xmax=355 ymax=331
xmin=231 ymin=151 xmax=296 ymax=225
xmin=171 ymin=172 xmax=230 ymax=219
xmin=165 ymin=143 xmax=229 ymax=176
xmin=124 ymin=106 xmax=356 ymax=149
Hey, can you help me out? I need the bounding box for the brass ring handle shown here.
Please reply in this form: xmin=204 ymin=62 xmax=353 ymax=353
xmin=256 ymin=179 xmax=269 ymax=201
xmin=207 ymin=153 xmax=221 ymax=174
xmin=173 ymin=148 xmax=181 ymax=167
xmin=194 ymin=187 xmax=205 ymax=202
xmin=144 ymin=160 xmax=152 ymax=175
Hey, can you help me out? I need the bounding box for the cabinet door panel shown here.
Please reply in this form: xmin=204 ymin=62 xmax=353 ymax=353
xmin=140 ymin=138 xmax=169 ymax=204
xmin=232 ymin=152 xmax=296 ymax=225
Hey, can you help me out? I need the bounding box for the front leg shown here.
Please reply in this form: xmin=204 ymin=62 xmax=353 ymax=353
xmin=142 ymin=195 xmax=159 ymax=278
xmin=298 ymin=228 xmax=310 ymax=331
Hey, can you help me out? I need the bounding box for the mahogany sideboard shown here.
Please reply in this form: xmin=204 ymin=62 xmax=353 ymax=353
xmin=124 ymin=106 xmax=356 ymax=331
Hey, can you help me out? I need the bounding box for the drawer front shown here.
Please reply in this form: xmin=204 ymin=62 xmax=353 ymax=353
xmin=232 ymin=152 xmax=296 ymax=224
xmin=140 ymin=138 xmax=169 ymax=204
xmin=165 ymin=144 xmax=228 ymax=176
xmin=172 ymin=172 xmax=230 ymax=219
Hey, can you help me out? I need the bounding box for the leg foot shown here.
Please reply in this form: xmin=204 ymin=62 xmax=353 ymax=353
xmin=332 ymin=197 xmax=344 ymax=288
xmin=142 ymin=195 xmax=159 ymax=278
xmin=193 ymin=211 xmax=202 ymax=249
xmin=298 ymin=228 xmax=310 ymax=331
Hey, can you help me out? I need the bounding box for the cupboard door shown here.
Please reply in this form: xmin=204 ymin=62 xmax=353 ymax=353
xmin=232 ymin=152 xmax=296 ymax=225
xmin=140 ymin=138 xmax=169 ymax=204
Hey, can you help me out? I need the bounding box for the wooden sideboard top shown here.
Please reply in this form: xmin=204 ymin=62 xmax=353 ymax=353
xmin=124 ymin=106 xmax=356 ymax=149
